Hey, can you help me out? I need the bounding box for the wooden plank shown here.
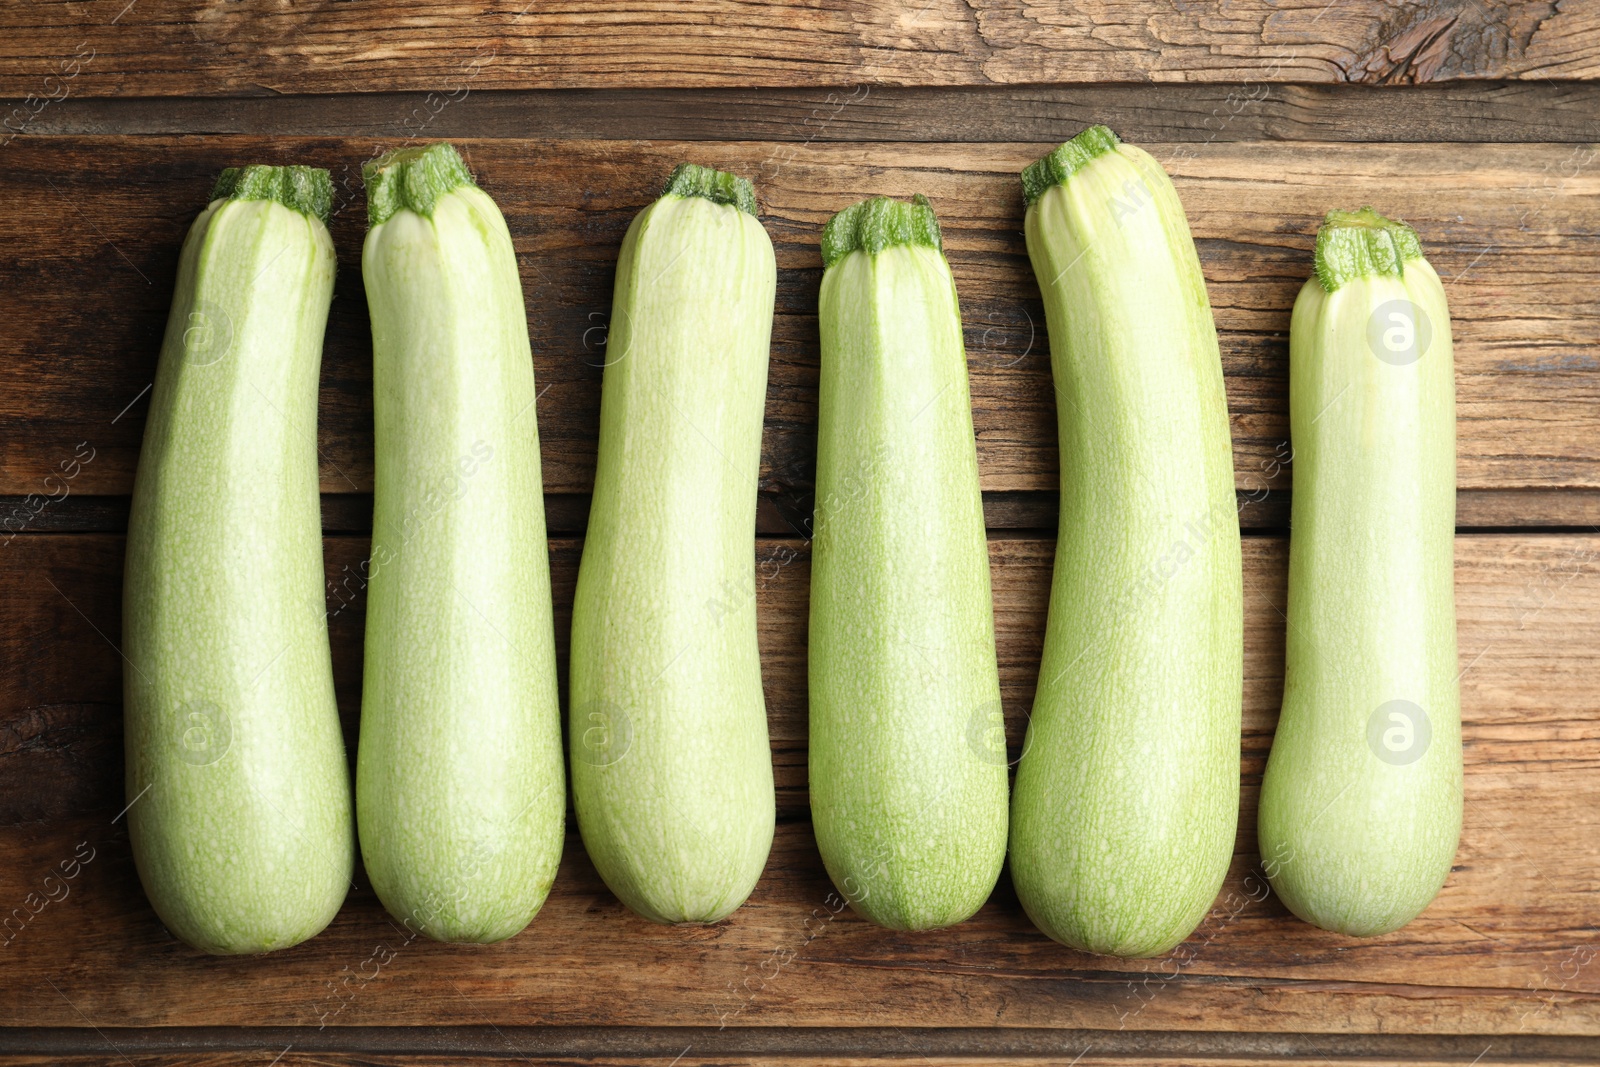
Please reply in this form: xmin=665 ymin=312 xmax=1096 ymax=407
xmin=0 ymin=1027 xmax=1596 ymax=1067
xmin=0 ymin=1 xmax=1595 ymax=99
xmin=20 ymin=84 xmax=1600 ymax=144
xmin=2 ymin=531 xmax=1597 ymax=1032
xmin=0 ymin=1056 xmax=1584 ymax=1067
xmin=1 ymin=137 xmax=1597 ymax=511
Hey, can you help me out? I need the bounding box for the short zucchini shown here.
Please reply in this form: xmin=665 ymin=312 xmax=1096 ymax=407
xmin=1257 ymin=207 xmax=1461 ymax=936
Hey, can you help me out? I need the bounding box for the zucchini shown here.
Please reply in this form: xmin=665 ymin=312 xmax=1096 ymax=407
xmin=809 ymin=194 xmax=1007 ymax=930
xmin=570 ymin=163 xmax=776 ymax=924
xmin=1257 ymin=207 xmax=1460 ymax=935
xmin=357 ymin=143 xmax=566 ymax=943
xmin=124 ymin=165 xmax=353 ymax=954
xmin=1009 ymin=126 xmax=1243 ymax=957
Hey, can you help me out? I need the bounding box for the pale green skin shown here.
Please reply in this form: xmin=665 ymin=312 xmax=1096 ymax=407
xmin=1011 ymin=143 xmax=1243 ymax=958
xmin=809 ymin=242 xmax=1008 ymax=930
xmin=570 ymin=193 xmax=776 ymax=924
xmin=1257 ymin=258 xmax=1461 ymax=936
xmin=358 ymin=184 xmax=566 ymax=943
xmin=124 ymin=196 xmax=353 ymax=955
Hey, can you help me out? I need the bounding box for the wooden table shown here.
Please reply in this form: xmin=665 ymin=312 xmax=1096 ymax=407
xmin=2 ymin=3 xmax=1598 ymax=1064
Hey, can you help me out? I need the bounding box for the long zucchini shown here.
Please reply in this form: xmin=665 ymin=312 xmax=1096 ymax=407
xmin=569 ymin=164 xmax=777 ymax=924
xmin=1257 ymin=207 xmax=1460 ymax=935
xmin=357 ymin=143 xmax=566 ymax=943
xmin=808 ymin=194 xmax=1008 ymax=930
xmin=1009 ymin=126 xmax=1243 ymax=958
xmin=124 ymin=165 xmax=353 ymax=954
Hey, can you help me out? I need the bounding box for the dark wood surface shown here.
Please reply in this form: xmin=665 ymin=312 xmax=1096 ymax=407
xmin=0 ymin=1026 xmax=1598 ymax=1066
xmin=2 ymin=10 xmax=1600 ymax=1056
xmin=2 ymin=1027 xmax=1598 ymax=1066
xmin=21 ymin=83 xmax=1600 ymax=144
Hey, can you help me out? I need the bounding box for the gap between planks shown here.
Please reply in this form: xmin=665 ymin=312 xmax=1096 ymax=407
xmin=16 ymin=83 xmax=1600 ymax=144
xmin=5 ymin=489 xmax=1600 ymax=537
xmin=0 ymin=1025 xmax=1596 ymax=1064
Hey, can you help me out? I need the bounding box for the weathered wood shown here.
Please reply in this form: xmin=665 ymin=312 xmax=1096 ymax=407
xmin=0 ymin=1 xmax=1594 ymax=99
xmin=2 ymin=138 xmax=1597 ymax=515
xmin=20 ymin=84 xmax=1600 ymax=144
xmin=3 ymin=13 xmax=1597 ymax=1058
xmin=1 ymin=531 xmax=1597 ymax=1032
xmin=0 ymin=1026 xmax=1595 ymax=1067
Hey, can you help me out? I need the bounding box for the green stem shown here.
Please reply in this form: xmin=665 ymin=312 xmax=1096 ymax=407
xmin=661 ymin=162 xmax=758 ymax=217
xmin=211 ymin=165 xmax=333 ymax=225
xmin=1312 ymin=206 xmax=1424 ymax=293
xmin=820 ymin=193 xmax=943 ymax=268
xmin=363 ymin=142 xmax=477 ymax=227
xmin=1021 ymin=125 xmax=1122 ymax=206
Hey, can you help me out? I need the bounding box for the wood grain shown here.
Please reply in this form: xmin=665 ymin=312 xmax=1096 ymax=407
xmin=3 ymin=16 xmax=1597 ymax=1060
xmin=1 ymin=138 xmax=1597 ymax=513
xmin=0 ymin=1027 xmax=1597 ymax=1067
xmin=22 ymin=84 xmax=1600 ymax=144
xmin=2 ymin=530 xmax=1597 ymax=1033
xmin=12 ymin=485 xmax=1600 ymax=543
xmin=0 ymin=1 xmax=1594 ymax=98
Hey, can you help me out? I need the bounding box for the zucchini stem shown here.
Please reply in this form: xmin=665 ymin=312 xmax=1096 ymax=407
xmin=1021 ymin=124 xmax=1123 ymax=206
xmin=820 ymin=193 xmax=942 ymax=268
xmin=211 ymin=164 xmax=333 ymax=224
xmin=1312 ymin=206 xmax=1424 ymax=292
xmin=661 ymin=162 xmax=758 ymax=217
xmin=363 ymin=142 xmax=477 ymax=226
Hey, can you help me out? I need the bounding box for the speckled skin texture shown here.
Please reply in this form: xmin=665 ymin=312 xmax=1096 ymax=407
xmin=809 ymin=240 xmax=1007 ymax=931
xmin=358 ymin=183 xmax=566 ymax=944
xmin=1258 ymin=248 xmax=1460 ymax=937
xmin=570 ymin=192 xmax=776 ymax=924
xmin=123 ymin=195 xmax=354 ymax=955
xmin=1010 ymin=140 xmax=1243 ymax=958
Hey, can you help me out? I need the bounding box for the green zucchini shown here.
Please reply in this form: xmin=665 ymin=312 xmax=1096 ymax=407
xmin=1009 ymin=126 xmax=1243 ymax=958
xmin=1257 ymin=207 xmax=1460 ymax=936
xmin=357 ymin=143 xmax=565 ymax=943
xmin=569 ymin=163 xmax=776 ymax=924
xmin=808 ymin=195 xmax=1007 ymax=930
xmin=124 ymin=165 xmax=353 ymax=954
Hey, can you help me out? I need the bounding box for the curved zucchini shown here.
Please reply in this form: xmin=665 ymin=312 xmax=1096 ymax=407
xmin=358 ymin=143 xmax=565 ymax=943
xmin=1257 ymin=207 xmax=1460 ymax=936
xmin=570 ymin=163 xmax=776 ymax=923
xmin=124 ymin=165 xmax=353 ymax=954
xmin=1009 ymin=126 xmax=1243 ymax=958
xmin=808 ymin=194 xmax=1007 ymax=930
